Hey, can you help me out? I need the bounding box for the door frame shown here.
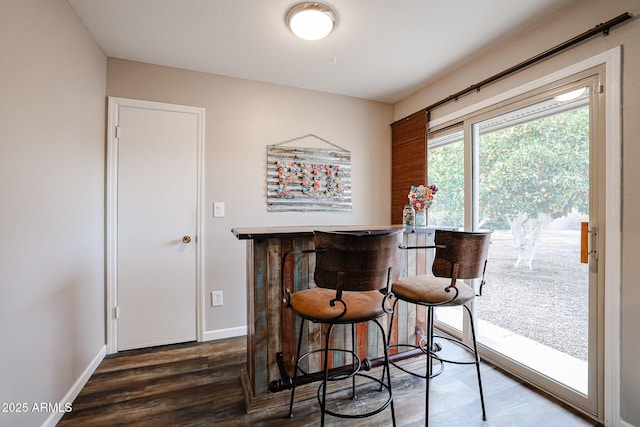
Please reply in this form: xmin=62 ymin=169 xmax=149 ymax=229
xmin=429 ymin=46 xmax=621 ymax=423
xmin=106 ymin=97 xmax=206 ymax=354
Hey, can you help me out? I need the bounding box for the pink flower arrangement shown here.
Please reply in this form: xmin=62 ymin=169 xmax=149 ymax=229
xmin=408 ymin=184 xmax=438 ymax=211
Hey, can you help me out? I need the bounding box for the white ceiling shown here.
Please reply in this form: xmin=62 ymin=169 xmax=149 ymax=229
xmin=68 ymin=0 xmax=576 ymax=104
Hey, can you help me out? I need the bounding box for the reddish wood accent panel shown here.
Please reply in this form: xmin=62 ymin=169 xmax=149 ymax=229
xmin=356 ymin=323 xmax=367 ymax=358
xmin=391 ymin=110 xmax=427 ymax=224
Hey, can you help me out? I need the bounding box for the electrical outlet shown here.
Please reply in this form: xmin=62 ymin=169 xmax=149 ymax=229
xmin=211 ymin=290 xmax=223 ymax=307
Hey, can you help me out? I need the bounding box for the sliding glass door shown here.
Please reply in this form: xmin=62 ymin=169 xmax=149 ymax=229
xmin=427 ymin=70 xmax=604 ymax=418
xmin=427 ymin=128 xmax=464 ymax=331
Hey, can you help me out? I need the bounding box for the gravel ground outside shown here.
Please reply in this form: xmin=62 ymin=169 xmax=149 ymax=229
xmin=477 ymin=229 xmax=589 ymax=361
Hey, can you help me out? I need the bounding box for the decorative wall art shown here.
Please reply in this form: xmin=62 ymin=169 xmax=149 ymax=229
xmin=267 ymin=134 xmax=352 ymax=212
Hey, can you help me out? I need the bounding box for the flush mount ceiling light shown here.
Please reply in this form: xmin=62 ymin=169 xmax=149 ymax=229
xmin=287 ymin=2 xmax=337 ymax=41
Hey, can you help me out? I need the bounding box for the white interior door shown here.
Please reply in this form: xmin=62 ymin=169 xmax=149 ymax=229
xmin=111 ymin=99 xmax=203 ymax=351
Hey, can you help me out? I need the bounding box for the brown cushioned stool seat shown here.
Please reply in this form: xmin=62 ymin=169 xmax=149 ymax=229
xmin=391 ymin=275 xmax=475 ymax=306
xmin=290 ymin=288 xmax=387 ymax=323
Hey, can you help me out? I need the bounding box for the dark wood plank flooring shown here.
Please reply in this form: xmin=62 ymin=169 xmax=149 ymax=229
xmin=58 ymin=336 xmax=600 ymax=426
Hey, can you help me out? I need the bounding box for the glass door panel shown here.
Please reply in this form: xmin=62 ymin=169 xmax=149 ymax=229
xmin=474 ymin=87 xmax=592 ymax=395
xmin=427 ymin=130 xmax=464 ymax=333
xmin=427 ymin=132 xmax=464 ymax=230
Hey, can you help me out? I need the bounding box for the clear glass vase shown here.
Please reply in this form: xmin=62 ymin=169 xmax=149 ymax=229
xmin=402 ymin=204 xmax=415 ymax=227
xmin=414 ymin=209 xmax=427 ymax=227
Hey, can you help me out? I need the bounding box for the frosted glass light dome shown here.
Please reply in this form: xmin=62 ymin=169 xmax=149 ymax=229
xmin=287 ymin=3 xmax=337 ymax=41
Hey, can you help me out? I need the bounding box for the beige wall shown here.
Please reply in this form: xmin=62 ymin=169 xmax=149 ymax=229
xmin=394 ymin=0 xmax=640 ymax=424
xmin=0 ymin=0 xmax=106 ymax=426
xmin=4 ymin=0 xmax=637 ymax=424
xmin=106 ymin=59 xmax=395 ymax=335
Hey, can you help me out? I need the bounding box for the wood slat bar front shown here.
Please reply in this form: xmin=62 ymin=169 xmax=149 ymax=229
xmin=233 ymin=225 xmax=435 ymax=413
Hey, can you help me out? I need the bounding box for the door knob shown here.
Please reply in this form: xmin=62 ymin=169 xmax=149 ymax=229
xmin=183 ymin=235 xmax=192 ymax=244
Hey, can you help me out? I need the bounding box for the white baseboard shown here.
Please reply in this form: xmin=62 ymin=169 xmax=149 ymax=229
xmin=203 ymin=326 xmax=247 ymax=341
xmin=619 ymin=419 xmax=634 ymax=427
xmin=42 ymin=345 xmax=106 ymax=427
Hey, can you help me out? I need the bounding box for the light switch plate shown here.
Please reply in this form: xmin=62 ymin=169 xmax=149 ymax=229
xmin=213 ymin=202 xmax=225 ymax=218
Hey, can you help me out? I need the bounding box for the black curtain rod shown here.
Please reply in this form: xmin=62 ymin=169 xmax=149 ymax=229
xmin=394 ymin=12 xmax=633 ymax=125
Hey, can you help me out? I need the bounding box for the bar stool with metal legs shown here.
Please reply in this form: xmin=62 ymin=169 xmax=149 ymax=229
xmin=282 ymin=229 xmax=402 ymax=426
xmin=386 ymin=229 xmax=492 ymax=426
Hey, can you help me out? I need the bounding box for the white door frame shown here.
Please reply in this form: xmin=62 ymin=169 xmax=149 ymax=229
xmin=106 ymin=97 xmax=206 ymax=354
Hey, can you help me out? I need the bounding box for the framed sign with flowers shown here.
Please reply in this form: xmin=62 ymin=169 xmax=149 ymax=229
xmin=266 ymin=135 xmax=351 ymax=212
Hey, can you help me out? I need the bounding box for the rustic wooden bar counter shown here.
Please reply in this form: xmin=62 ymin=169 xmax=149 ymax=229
xmin=232 ymin=225 xmax=435 ymax=413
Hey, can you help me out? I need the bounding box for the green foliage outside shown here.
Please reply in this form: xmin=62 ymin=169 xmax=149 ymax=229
xmin=428 ymin=107 xmax=589 ymax=231
xmin=428 ymin=140 xmax=464 ymax=227
xmin=480 ymin=107 xmax=589 ymax=229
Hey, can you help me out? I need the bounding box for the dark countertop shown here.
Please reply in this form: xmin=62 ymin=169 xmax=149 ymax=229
xmin=231 ymin=225 xmax=435 ymax=240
